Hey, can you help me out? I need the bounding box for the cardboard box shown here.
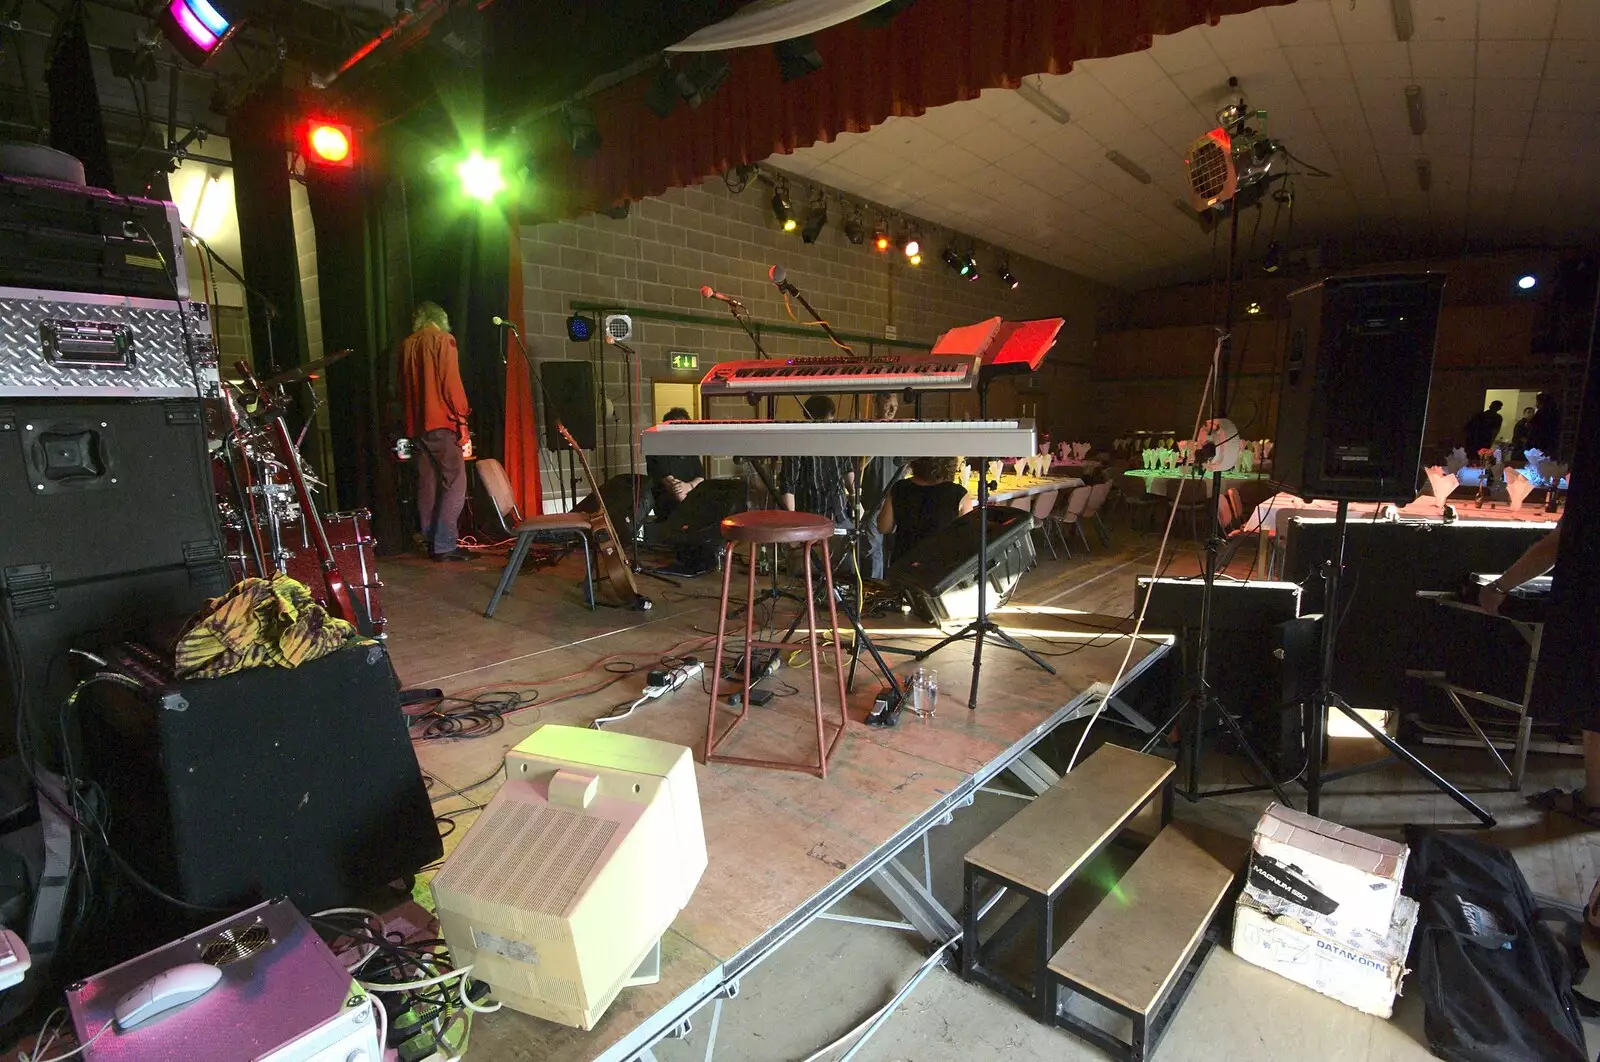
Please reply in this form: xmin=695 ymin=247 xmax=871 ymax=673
xmin=1232 ymin=893 xmax=1419 ymax=1019
xmin=1246 ymin=803 xmax=1408 ymax=938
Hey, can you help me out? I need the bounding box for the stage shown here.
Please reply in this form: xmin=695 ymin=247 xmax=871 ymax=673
xmin=382 ymin=543 xmax=1172 ymax=1062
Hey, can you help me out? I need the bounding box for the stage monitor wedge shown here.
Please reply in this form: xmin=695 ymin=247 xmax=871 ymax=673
xmin=1275 ymin=273 xmax=1445 ymax=503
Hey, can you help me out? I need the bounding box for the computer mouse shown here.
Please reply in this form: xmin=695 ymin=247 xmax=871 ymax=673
xmin=113 ymin=962 xmax=223 ymax=1029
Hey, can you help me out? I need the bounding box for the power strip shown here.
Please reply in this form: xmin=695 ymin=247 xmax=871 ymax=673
xmin=643 ymin=658 xmax=705 ymax=699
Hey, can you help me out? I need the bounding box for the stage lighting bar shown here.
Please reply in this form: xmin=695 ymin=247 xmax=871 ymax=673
xmin=842 ymin=203 xmax=865 ymax=245
xmin=161 ymin=0 xmax=237 ymax=65
xmin=872 ymin=217 xmax=891 ymax=251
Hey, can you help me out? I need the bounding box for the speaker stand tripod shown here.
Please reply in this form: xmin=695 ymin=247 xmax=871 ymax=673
xmin=1141 ymin=195 xmax=1288 ymax=805
xmin=913 ymin=375 xmax=1055 ymax=710
xmin=1302 ymin=500 xmax=1494 ymax=826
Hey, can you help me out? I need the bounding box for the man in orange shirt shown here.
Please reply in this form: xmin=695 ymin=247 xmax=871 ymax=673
xmin=399 ymin=301 xmax=472 ymax=561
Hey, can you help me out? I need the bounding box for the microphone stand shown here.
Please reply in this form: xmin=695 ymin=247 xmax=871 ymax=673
xmin=608 ymin=336 xmax=679 ymax=589
xmin=775 ymin=277 xmax=854 ymax=355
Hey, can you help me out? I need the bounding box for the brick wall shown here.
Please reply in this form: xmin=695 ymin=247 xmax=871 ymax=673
xmin=516 ymin=175 xmax=1110 ymax=510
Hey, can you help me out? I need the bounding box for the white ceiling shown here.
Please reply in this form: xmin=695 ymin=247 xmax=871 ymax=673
xmin=770 ymin=0 xmax=1600 ymax=290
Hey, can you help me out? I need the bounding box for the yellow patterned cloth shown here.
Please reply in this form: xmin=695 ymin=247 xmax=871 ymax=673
xmin=175 ymin=574 xmax=358 ymax=678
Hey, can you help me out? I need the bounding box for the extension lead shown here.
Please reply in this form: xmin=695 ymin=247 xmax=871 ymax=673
xmin=593 ymin=658 xmax=704 ymax=728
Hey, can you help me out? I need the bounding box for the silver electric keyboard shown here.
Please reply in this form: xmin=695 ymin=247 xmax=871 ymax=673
xmin=640 ymin=418 xmax=1036 ymax=457
xmin=699 ymin=353 xmax=980 ymax=396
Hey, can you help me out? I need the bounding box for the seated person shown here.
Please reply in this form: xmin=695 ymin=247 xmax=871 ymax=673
xmin=645 ymin=407 xmax=713 ymax=575
xmin=779 ymin=394 xmax=853 ymax=527
xmin=878 ymin=456 xmax=975 ymax=564
xmin=646 ymin=407 xmax=704 ymax=519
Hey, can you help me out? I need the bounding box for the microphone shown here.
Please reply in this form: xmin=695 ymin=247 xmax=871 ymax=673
xmin=491 ymin=315 xmax=520 ymax=334
xmin=699 ymin=285 xmax=743 ymax=308
xmin=769 ymin=264 xmax=798 ymax=296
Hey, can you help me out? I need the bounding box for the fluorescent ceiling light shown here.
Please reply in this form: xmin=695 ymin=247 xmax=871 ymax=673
xmin=1105 ymin=150 xmax=1152 ymax=184
xmin=1390 ymin=0 xmax=1414 ymax=42
xmin=1405 ymin=84 xmax=1426 ymax=135
xmin=1015 ymin=78 xmax=1071 ymax=124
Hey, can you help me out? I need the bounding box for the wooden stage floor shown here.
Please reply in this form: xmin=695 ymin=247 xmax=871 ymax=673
xmin=382 ymin=539 xmax=1170 ymax=1062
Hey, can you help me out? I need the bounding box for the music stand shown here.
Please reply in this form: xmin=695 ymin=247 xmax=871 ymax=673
xmin=913 ymin=318 xmax=1064 ymax=709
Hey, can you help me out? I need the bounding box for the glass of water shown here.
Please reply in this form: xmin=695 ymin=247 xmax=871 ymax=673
xmin=909 ymin=668 xmax=938 ymax=717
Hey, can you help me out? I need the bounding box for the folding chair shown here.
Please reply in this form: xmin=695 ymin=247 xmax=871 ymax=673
xmin=478 ymin=457 xmax=597 ymax=617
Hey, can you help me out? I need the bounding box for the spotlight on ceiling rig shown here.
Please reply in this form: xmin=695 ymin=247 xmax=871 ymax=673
xmin=161 ymin=0 xmax=236 ymax=65
xmin=771 ymin=182 xmax=797 ymax=232
xmin=902 ymin=233 xmax=920 ymax=259
xmin=997 ymin=260 xmax=1019 ymax=289
xmin=872 ymin=217 xmax=891 ymax=251
xmin=456 ymin=151 xmax=507 ymax=203
xmin=800 ymin=192 xmax=828 ymax=243
xmin=562 ymin=103 xmax=601 ymax=158
xmin=774 ymin=35 xmax=823 ymax=81
xmin=1517 ymin=274 xmax=1537 ymax=291
xmin=842 ymin=203 xmax=865 ymax=245
xmin=1183 ymin=93 xmax=1285 ymax=215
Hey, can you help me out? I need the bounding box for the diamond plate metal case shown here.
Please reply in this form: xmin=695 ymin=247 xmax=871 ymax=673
xmin=0 ymin=285 xmax=214 ymax=398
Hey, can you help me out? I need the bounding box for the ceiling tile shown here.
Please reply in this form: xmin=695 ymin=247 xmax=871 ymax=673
xmin=1408 ymin=39 xmax=1476 ymax=79
xmin=1148 ymin=25 xmax=1220 ymax=74
xmin=871 ymin=117 xmax=950 ymax=160
xmin=1149 ymin=108 xmax=1214 ymax=153
xmin=1069 ymin=101 xmax=1145 ymax=144
xmin=1083 ymin=50 xmax=1170 ymax=96
xmin=1330 ymin=0 xmax=1398 ymax=43
xmin=1480 ymin=0 xmax=1558 ymax=39
xmin=1478 ymin=40 xmax=1551 ymax=79
xmin=1474 ymin=79 xmax=1540 ymax=117
xmin=1168 ymin=63 xmax=1238 ymax=107
xmin=1345 ymin=41 xmax=1412 ymax=80
xmin=1220 ymin=47 xmax=1297 ymax=89
xmin=1039 ymin=72 xmax=1122 ymax=117
xmin=912 ymin=98 xmax=996 ymax=143
xmin=1545 ymin=39 xmax=1600 ymax=79
xmin=1265 ymin=2 xmax=1341 ymax=45
xmin=1283 ymin=43 xmax=1349 ymax=79
xmin=1554 ymin=0 xmax=1600 ymax=38
xmin=1412 ymin=77 xmax=1476 ymax=111
xmin=1120 ymin=77 xmax=1194 ymax=125
xmin=1409 ymin=0 xmax=1479 ymax=41
xmin=1536 ymin=79 xmax=1600 ymax=110
xmin=997 ymin=143 xmax=1068 ymax=183
xmin=1296 ymin=77 xmax=1362 ymax=113
xmin=1204 ymin=8 xmax=1280 ymax=59
xmin=1529 ymin=109 xmax=1593 ymax=139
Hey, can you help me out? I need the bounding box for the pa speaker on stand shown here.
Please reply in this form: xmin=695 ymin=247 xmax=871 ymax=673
xmin=1278 ymin=273 xmax=1493 ymax=826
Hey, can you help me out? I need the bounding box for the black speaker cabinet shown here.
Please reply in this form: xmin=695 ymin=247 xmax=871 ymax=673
xmin=79 ymin=642 xmax=442 ymax=912
xmin=540 ymin=360 xmax=597 ymax=450
xmin=0 ymin=398 xmax=225 ymax=760
xmin=888 ymin=507 xmax=1036 ymax=625
xmin=1133 ymin=577 xmax=1303 ymax=773
xmin=1275 ymin=273 xmax=1446 ymax=503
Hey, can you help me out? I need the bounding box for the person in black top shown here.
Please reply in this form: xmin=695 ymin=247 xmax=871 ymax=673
xmin=858 ymin=392 xmax=907 ymax=579
xmin=877 ymin=456 xmax=974 ymax=564
xmin=1464 ymin=400 xmax=1504 ymax=453
xmin=1511 ymin=405 xmax=1535 ymax=459
xmin=1527 ymin=391 xmax=1563 ymax=455
xmin=780 ymin=395 xmax=853 ymax=526
xmin=645 ymin=408 xmax=704 ymax=519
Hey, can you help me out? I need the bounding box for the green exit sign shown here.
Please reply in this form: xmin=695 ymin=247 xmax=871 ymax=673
xmin=670 ymin=352 xmax=699 ymax=370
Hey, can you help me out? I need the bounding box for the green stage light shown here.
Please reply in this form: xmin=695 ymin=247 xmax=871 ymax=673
xmin=456 ymin=151 xmax=506 ymax=203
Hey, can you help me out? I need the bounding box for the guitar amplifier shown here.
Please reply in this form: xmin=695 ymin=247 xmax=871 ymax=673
xmin=78 ymin=641 xmax=441 ymax=912
xmin=888 ymin=507 xmax=1036 ymax=625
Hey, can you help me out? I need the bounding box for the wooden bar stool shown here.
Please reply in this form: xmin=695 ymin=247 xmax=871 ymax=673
xmin=706 ymin=510 xmax=849 ymax=778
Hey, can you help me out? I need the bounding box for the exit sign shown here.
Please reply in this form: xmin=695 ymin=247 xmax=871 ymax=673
xmin=670 ymin=352 xmax=699 ymax=370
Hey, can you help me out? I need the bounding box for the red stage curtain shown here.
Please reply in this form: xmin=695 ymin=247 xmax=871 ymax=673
xmin=533 ymin=0 xmax=1290 ymax=219
xmin=502 ymin=231 xmax=543 ymax=514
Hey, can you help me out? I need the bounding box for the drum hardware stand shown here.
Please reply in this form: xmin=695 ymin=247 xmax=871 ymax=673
xmin=1301 ymin=501 xmax=1495 ymax=826
xmin=914 ymin=371 xmax=1055 ymax=710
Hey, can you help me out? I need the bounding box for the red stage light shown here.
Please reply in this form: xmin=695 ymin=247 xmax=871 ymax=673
xmin=305 ymin=121 xmax=355 ymax=168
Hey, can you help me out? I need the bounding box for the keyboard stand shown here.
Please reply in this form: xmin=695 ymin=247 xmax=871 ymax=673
xmin=914 ymin=377 xmax=1055 ymax=707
